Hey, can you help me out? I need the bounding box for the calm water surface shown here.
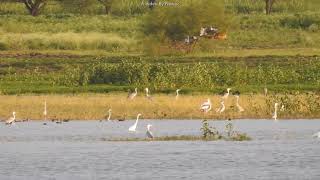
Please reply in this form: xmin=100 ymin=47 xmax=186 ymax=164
xmin=0 ymin=119 xmax=320 ymax=180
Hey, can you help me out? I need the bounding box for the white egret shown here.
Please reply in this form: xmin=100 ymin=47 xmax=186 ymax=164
xmin=312 ymin=132 xmax=320 ymax=138
xmin=5 ymin=112 xmax=16 ymax=125
xmin=272 ymin=103 xmax=279 ymax=121
xmin=145 ymin=88 xmax=152 ymax=100
xmin=175 ymin=89 xmax=181 ymax=100
xmin=235 ymin=95 xmax=244 ymax=112
xmin=146 ymin=124 xmax=154 ymax=139
xmin=222 ymin=88 xmax=231 ymax=99
xmin=106 ymin=109 xmax=112 ymax=121
xmin=264 ymin=87 xmax=268 ymax=96
xmin=200 ymin=99 xmax=212 ymax=113
xmin=129 ymin=113 xmax=142 ymax=132
xmin=216 ymin=100 xmax=225 ymax=113
xmin=43 ymin=100 xmax=47 ymax=121
xmin=128 ymin=88 xmax=138 ymax=100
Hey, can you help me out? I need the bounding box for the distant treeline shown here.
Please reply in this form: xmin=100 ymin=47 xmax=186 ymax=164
xmin=0 ymin=0 xmax=318 ymax=16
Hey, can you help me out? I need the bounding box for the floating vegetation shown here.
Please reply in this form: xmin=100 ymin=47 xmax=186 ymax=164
xmin=106 ymin=120 xmax=251 ymax=142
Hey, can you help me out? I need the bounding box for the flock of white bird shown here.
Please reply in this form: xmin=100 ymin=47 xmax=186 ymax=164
xmin=3 ymin=87 xmax=320 ymax=139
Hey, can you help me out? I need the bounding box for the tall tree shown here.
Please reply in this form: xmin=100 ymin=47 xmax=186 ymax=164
xmin=265 ymin=0 xmax=275 ymax=15
xmin=20 ymin=0 xmax=47 ymax=16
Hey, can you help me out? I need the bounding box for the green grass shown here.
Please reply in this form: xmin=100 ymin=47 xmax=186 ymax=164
xmin=0 ymin=55 xmax=319 ymax=94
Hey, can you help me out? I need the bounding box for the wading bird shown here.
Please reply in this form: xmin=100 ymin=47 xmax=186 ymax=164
xmin=312 ymin=132 xmax=320 ymax=138
xmin=200 ymin=99 xmax=212 ymax=113
xmin=264 ymin=87 xmax=268 ymax=96
xmin=5 ymin=112 xmax=16 ymax=125
xmin=43 ymin=100 xmax=47 ymax=121
xmin=145 ymin=88 xmax=152 ymax=100
xmin=235 ymin=95 xmax=244 ymax=112
xmin=272 ymin=103 xmax=279 ymax=121
xmin=146 ymin=124 xmax=154 ymax=139
xmin=129 ymin=114 xmax=142 ymax=132
xmin=106 ymin=109 xmax=112 ymax=121
xmin=175 ymin=89 xmax=181 ymax=100
xmin=222 ymin=88 xmax=232 ymax=99
xmin=216 ymin=100 xmax=225 ymax=113
xmin=128 ymin=88 xmax=138 ymax=100
xmin=101 ymin=108 xmax=112 ymax=122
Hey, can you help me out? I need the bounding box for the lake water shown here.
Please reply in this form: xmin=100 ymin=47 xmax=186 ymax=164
xmin=0 ymin=119 xmax=320 ymax=180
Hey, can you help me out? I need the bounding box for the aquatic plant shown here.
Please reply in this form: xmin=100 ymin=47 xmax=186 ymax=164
xmin=201 ymin=120 xmax=222 ymax=140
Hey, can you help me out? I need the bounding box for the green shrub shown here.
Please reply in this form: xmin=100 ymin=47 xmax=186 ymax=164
xmin=142 ymin=0 xmax=230 ymax=42
xmin=0 ymin=41 xmax=8 ymax=50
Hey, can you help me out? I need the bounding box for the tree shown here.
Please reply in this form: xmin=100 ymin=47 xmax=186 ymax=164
xmin=20 ymin=0 xmax=47 ymax=16
xmin=265 ymin=0 xmax=276 ymax=15
xmin=97 ymin=0 xmax=113 ymax=14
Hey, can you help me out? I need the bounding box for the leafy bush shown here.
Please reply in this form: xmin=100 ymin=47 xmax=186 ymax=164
xmin=0 ymin=41 xmax=8 ymax=50
xmin=141 ymin=0 xmax=231 ymax=42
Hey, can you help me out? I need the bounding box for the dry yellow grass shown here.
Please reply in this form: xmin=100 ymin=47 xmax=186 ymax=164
xmin=0 ymin=93 xmax=317 ymax=120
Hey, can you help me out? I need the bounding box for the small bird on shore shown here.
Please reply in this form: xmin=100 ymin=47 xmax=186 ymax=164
xmin=235 ymin=95 xmax=244 ymax=112
xmin=175 ymin=89 xmax=181 ymax=100
xmin=272 ymin=103 xmax=279 ymax=121
xmin=5 ymin=112 xmax=16 ymax=125
xmin=200 ymin=99 xmax=212 ymax=113
xmin=106 ymin=109 xmax=112 ymax=121
xmin=100 ymin=108 xmax=112 ymax=122
xmin=264 ymin=87 xmax=268 ymax=96
xmin=43 ymin=100 xmax=47 ymax=121
xmin=221 ymin=88 xmax=231 ymax=99
xmin=216 ymin=100 xmax=225 ymax=113
xmin=146 ymin=124 xmax=154 ymax=139
xmin=129 ymin=114 xmax=142 ymax=132
xmin=128 ymin=88 xmax=138 ymax=100
xmin=145 ymin=88 xmax=152 ymax=100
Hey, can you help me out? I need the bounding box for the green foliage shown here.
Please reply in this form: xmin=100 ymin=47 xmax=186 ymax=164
xmin=225 ymin=0 xmax=309 ymax=14
xmin=61 ymin=0 xmax=98 ymax=14
xmin=0 ymin=41 xmax=8 ymax=50
xmin=53 ymin=58 xmax=320 ymax=90
xmin=280 ymin=13 xmax=320 ymax=30
xmin=201 ymin=120 xmax=221 ymax=139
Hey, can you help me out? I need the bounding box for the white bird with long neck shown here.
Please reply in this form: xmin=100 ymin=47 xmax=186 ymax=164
xmin=5 ymin=112 xmax=16 ymax=125
xmin=146 ymin=124 xmax=154 ymax=138
xmin=216 ymin=100 xmax=225 ymax=113
xmin=43 ymin=100 xmax=47 ymax=121
xmin=107 ymin=109 xmax=112 ymax=121
xmin=175 ymin=89 xmax=181 ymax=100
xmin=145 ymin=88 xmax=152 ymax=100
xmin=272 ymin=103 xmax=279 ymax=121
xmin=264 ymin=87 xmax=268 ymax=96
xmin=200 ymin=99 xmax=212 ymax=113
xmin=235 ymin=95 xmax=244 ymax=112
xmin=222 ymin=88 xmax=231 ymax=99
xmin=129 ymin=114 xmax=142 ymax=132
xmin=128 ymin=88 xmax=138 ymax=100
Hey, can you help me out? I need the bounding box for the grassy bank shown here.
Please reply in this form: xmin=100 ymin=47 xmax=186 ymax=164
xmin=0 ymin=93 xmax=319 ymax=120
